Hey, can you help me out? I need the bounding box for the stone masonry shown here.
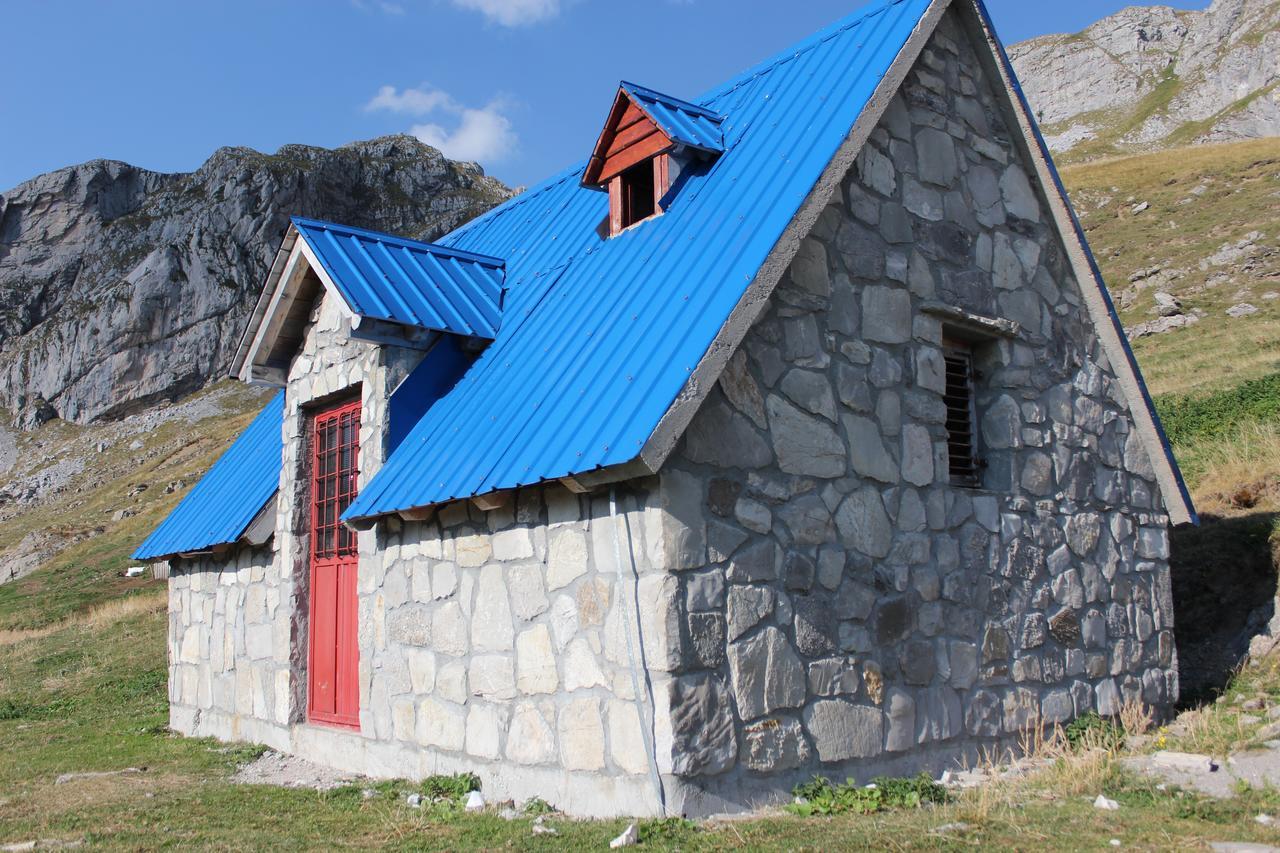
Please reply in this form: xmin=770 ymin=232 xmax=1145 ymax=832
xmin=165 ymin=8 xmax=1177 ymax=818
xmin=644 ymin=9 xmax=1175 ymax=813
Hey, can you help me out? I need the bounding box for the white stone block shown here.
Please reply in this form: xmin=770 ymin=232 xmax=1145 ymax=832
xmin=559 ymin=698 xmax=606 ymax=771
xmin=607 ymin=700 xmax=649 ymax=775
xmin=547 ymin=526 xmax=590 ymax=590
xmin=516 ymin=624 xmax=558 ymax=695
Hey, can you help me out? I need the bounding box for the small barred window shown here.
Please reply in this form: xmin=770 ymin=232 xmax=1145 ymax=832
xmin=943 ymin=344 xmax=981 ymax=487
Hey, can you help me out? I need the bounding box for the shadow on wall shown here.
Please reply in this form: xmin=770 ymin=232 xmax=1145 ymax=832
xmin=1171 ymin=511 xmax=1280 ymax=706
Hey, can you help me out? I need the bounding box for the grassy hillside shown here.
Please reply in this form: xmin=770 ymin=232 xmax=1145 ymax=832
xmin=0 ymin=382 xmax=273 ymax=631
xmin=1062 ymin=138 xmax=1280 ymax=400
xmin=2 ymin=139 xmax=1280 ymax=847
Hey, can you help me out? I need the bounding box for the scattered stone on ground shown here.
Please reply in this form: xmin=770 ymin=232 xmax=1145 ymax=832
xmin=1209 ymin=844 xmax=1280 ymax=853
xmin=1153 ymin=291 xmax=1183 ymax=317
xmin=1128 ymin=312 xmax=1201 ymax=339
xmin=53 ymin=768 xmax=143 ymax=786
xmin=1228 ymin=303 xmax=1260 ymax=318
xmin=1206 ymin=233 xmax=1266 ymax=269
xmin=1150 ymin=751 xmax=1219 ymax=774
xmin=1125 ymin=744 xmax=1280 ymax=799
xmin=531 ymin=816 xmax=558 ymax=836
xmin=1094 ymin=794 xmax=1120 ymax=811
xmin=406 ymin=793 xmax=424 ymax=808
xmin=232 ymin=750 xmax=358 ymax=791
xmin=0 ymin=842 xmax=83 ymax=852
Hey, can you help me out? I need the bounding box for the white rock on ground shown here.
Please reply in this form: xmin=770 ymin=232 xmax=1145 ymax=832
xmin=1094 ymin=795 xmax=1120 ymax=811
xmin=609 ymin=823 xmax=639 ymax=849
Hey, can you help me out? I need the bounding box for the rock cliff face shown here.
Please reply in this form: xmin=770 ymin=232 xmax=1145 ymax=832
xmin=0 ymin=136 xmax=511 ymax=427
xmin=1010 ymin=0 xmax=1280 ymax=158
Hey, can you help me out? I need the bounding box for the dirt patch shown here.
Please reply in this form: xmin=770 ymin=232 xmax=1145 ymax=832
xmin=232 ymin=750 xmax=361 ymax=791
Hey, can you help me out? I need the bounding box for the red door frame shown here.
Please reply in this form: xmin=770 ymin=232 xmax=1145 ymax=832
xmin=307 ymin=398 xmax=361 ymax=729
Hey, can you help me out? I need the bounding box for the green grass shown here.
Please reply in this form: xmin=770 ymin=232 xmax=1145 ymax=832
xmin=1157 ymin=373 xmax=1280 ymax=447
xmin=1061 ymin=138 xmax=1280 ymax=399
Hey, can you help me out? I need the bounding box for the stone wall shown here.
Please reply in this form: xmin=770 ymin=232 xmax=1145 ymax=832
xmin=168 ymin=545 xmax=293 ymax=746
xmin=347 ymin=481 xmax=674 ymax=815
xmin=647 ymin=8 xmax=1176 ymax=814
xmin=170 ymin=287 xmax=681 ymax=816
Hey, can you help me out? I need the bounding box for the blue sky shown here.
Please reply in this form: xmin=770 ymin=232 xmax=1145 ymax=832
xmin=1 ymin=0 xmax=1209 ymax=192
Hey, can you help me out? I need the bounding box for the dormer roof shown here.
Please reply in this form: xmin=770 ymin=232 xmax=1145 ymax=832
xmin=581 ymin=81 xmax=725 ymax=188
xmin=294 ymin=217 xmax=505 ymax=338
xmin=231 ymin=217 xmax=505 ymax=385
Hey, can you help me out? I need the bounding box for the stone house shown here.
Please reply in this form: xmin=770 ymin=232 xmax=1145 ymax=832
xmin=136 ymin=0 xmax=1196 ymax=818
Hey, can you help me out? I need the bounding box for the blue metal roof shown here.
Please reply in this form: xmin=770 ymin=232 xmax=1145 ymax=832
xmin=343 ymin=0 xmax=935 ymax=521
xmin=619 ymin=81 xmax=725 ymax=153
xmin=134 ymin=392 xmax=285 ymax=560
xmin=292 ymin=217 xmax=505 ymax=340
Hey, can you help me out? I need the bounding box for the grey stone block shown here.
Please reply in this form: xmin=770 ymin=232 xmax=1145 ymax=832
xmin=727 ymin=626 xmax=807 ymax=720
xmin=793 ymin=595 xmax=837 ymax=656
xmin=742 ymin=716 xmax=813 ymax=772
xmin=836 ymin=487 xmax=893 ymax=558
xmin=805 ymin=700 xmax=884 ymax=762
xmin=767 ymin=396 xmax=847 ymax=479
xmin=667 ymin=675 xmax=738 ymax=776
xmin=884 ymin=688 xmax=917 ymax=752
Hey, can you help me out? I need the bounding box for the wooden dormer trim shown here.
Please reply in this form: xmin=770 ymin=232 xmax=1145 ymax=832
xmin=584 ymin=89 xmax=676 ymax=188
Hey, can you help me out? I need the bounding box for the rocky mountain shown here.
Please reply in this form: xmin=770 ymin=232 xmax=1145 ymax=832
xmin=1010 ymin=0 xmax=1280 ymax=160
xmin=0 ymin=136 xmax=511 ymax=428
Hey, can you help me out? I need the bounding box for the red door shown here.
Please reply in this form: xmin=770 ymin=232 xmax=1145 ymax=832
xmin=308 ymin=399 xmax=361 ymax=729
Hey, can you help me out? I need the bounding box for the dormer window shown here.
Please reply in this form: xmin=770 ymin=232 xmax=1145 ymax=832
xmin=582 ymin=81 xmax=726 ymax=237
xmin=614 ymin=157 xmax=664 ymax=232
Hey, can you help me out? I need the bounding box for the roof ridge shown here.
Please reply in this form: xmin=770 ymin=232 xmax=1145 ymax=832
xmin=620 ymin=81 xmax=725 ymax=121
xmin=697 ymin=0 xmax=911 ymax=106
xmin=292 ymin=216 xmax=507 ymax=266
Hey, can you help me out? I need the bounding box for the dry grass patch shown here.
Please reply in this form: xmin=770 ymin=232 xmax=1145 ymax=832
xmin=1183 ymin=421 xmax=1280 ymax=514
xmin=0 ymin=589 xmax=165 ymax=648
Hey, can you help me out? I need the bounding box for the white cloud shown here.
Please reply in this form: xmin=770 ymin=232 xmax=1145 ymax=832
xmin=449 ymin=0 xmax=561 ymax=27
xmin=411 ymin=106 xmax=516 ymax=163
xmin=365 ymin=85 xmax=517 ymax=164
xmin=365 ymin=84 xmax=454 ymax=115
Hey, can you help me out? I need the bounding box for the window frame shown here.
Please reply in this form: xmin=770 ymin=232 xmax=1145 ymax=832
xmin=608 ymin=154 xmax=670 ymax=236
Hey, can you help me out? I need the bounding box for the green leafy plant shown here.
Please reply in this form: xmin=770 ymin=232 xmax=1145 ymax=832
xmin=523 ymin=797 xmax=554 ymax=816
xmin=419 ymin=772 xmax=481 ymax=800
xmin=638 ymin=817 xmax=699 ymax=842
xmin=788 ymin=774 xmax=947 ymax=816
xmin=1064 ymin=712 xmax=1125 ymax=752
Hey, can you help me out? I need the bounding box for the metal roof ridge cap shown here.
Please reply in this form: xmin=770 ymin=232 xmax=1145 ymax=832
xmin=291 ymin=215 xmax=507 ymax=268
xmin=619 ymin=81 xmax=726 ymax=122
xmin=695 ymin=0 xmax=910 ymax=105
